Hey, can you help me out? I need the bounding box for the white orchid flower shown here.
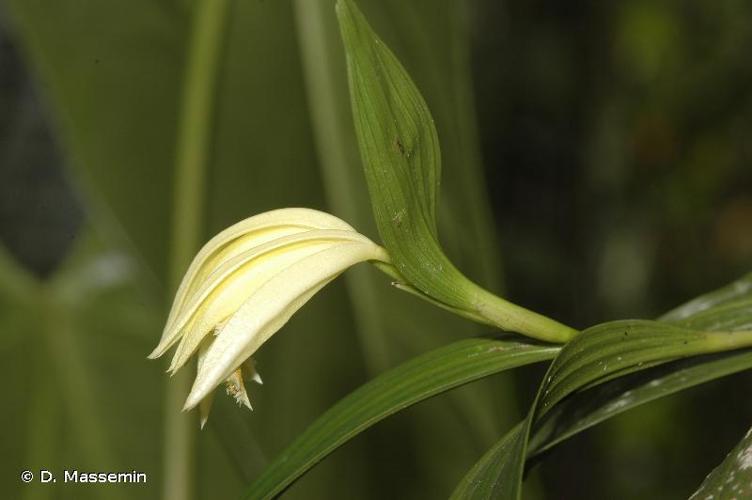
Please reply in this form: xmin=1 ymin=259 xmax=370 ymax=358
xmin=149 ymin=208 xmax=389 ymax=427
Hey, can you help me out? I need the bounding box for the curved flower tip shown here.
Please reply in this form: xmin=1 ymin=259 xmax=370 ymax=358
xmin=149 ymin=208 xmax=388 ymax=426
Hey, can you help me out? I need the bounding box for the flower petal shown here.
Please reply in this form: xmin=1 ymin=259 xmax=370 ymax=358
xmin=150 ymin=208 xmax=358 ymax=359
xmin=196 ymin=339 xmax=215 ymax=429
xmin=183 ymin=240 xmax=387 ymax=410
xmin=167 ymin=230 xmax=376 ymax=373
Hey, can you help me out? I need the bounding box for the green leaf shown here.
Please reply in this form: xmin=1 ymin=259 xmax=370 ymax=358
xmin=336 ymin=0 xmax=576 ymax=343
xmin=528 ymin=349 xmax=752 ymax=460
xmin=453 ymin=273 xmax=752 ymax=499
xmin=335 ymin=0 xmax=452 ymax=299
xmin=534 ymin=320 xmax=752 ymax=419
xmin=244 ymin=337 xmax=559 ymax=499
xmin=530 ymin=273 xmax=752 ymax=457
xmin=690 ymin=425 xmax=752 ymax=499
xmin=293 ymin=0 xmax=504 ymax=368
xmin=449 ymin=422 xmax=527 ymax=500
xmin=660 ymin=272 xmax=752 ymax=324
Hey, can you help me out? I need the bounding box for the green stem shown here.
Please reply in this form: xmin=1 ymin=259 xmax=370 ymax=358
xmin=702 ymin=330 xmax=752 ymax=353
xmin=474 ymin=287 xmax=579 ymax=343
xmin=375 ymin=259 xmax=578 ymax=343
xmin=163 ymin=1 xmax=230 ymax=499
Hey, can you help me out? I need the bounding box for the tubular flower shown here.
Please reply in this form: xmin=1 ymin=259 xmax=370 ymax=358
xmin=149 ymin=208 xmax=389 ymax=427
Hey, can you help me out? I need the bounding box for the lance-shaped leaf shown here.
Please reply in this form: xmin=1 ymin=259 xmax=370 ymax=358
xmin=244 ymin=337 xmax=559 ymax=499
xmin=336 ymin=0 xmax=575 ymax=343
xmin=336 ymin=0 xmax=445 ymax=291
xmin=449 ymin=422 xmax=527 ymax=500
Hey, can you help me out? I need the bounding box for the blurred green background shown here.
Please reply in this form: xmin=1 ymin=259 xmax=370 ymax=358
xmin=0 ymin=0 xmax=750 ymax=499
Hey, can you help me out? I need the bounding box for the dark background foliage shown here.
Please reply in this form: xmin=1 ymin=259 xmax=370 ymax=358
xmin=0 ymin=0 xmax=750 ymax=499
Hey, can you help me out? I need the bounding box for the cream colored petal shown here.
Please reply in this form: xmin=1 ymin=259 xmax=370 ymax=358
xmin=172 ymin=208 xmax=355 ymax=320
xmin=150 ymin=209 xmax=358 ymax=359
xmin=183 ymin=240 xmax=387 ymax=410
xmin=183 ymin=281 xmax=329 ymax=413
xmin=196 ymin=339 xmax=215 ymax=429
xmin=167 ymin=230 xmax=374 ymax=373
xmin=173 ymin=229 xmax=369 ymax=340
xmin=152 ymin=226 xmax=300 ymax=359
